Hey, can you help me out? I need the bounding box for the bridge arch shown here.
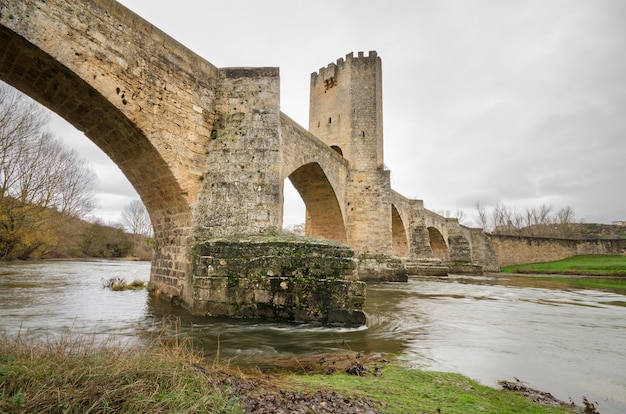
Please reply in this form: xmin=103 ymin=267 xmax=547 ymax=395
xmin=427 ymin=226 xmax=449 ymax=261
xmin=0 ymin=27 xmax=189 ymax=217
xmin=287 ymin=162 xmax=347 ymax=244
xmin=0 ymin=0 xmax=222 ymax=296
xmin=391 ymin=204 xmax=409 ymax=258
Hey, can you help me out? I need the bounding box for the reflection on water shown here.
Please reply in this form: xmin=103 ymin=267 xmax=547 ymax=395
xmin=1 ymin=260 xmax=625 ymax=413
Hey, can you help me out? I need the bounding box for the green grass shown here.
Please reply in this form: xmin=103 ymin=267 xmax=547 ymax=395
xmin=501 ymin=255 xmax=626 ymax=276
xmin=500 ymin=255 xmax=626 ymax=294
xmin=290 ymin=365 xmax=575 ymax=414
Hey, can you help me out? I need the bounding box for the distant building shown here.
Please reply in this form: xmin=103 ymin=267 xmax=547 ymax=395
xmin=613 ymin=221 xmax=626 ymax=226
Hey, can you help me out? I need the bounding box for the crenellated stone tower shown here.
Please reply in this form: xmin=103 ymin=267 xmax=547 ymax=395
xmin=309 ymin=51 xmax=392 ymax=256
xmin=309 ymin=51 xmax=384 ymax=169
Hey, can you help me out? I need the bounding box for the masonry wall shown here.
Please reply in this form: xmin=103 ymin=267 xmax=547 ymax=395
xmin=345 ymin=169 xmax=393 ymax=254
xmin=193 ymin=67 xmax=282 ymax=239
xmin=469 ymin=229 xmax=500 ymax=272
xmin=491 ymin=235 xmax=626 ymax=267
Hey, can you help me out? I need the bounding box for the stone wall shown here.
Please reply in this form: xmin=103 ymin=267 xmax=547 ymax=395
xmin=491 ymin=235 xmax=626 ymax=267
xmin=193 ymin=67 xmax=282 ymax=238
xmin=470 ymin=229 xmax=500 ymax=272
xmin=345 ymin=168 xmax=393 ymax=254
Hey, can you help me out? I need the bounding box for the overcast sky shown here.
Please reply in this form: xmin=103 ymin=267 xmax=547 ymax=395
xmin=47 ymin=0 xmax=626 ymax=227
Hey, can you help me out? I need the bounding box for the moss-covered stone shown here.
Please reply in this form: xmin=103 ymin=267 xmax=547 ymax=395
xmin=190 ymin=236 xmax=365 ymax=325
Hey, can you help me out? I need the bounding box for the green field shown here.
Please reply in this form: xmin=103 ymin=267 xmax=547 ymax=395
xmin=500 ymin=255 xmax=626 ymax=294
xmin=501 ymin=255 xmax=626 ymax=276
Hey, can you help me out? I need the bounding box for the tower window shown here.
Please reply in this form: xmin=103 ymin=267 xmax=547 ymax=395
xmin=362 ymin=131 xmax=365 ymax=137
xmin=329 ymin=117 xmax=332 ymax=124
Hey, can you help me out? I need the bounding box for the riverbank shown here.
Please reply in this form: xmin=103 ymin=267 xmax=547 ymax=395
xmin=500 ymin=255 xmax=626 ymax=295
xmin=500 ymin=255 xmax=626 ymax=276
xmin=0 ymin=330 xmax=579 ymax=414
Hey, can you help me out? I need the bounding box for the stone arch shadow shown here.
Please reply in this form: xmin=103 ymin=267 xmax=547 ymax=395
xmin=286 ymin=162 xmax=347 ymax=244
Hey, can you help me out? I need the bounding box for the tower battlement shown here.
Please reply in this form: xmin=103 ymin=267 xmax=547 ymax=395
xmin=311 ymin=51 xmax=379 ymax=84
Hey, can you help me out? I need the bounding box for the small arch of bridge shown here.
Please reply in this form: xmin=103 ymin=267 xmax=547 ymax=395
xmin=391 ymin=204 xmax=409 ymax=258
xmin=427 ymin=227 xmax=449 ymax=261
xmin=286 ymin=162 xmax=347 ymax=244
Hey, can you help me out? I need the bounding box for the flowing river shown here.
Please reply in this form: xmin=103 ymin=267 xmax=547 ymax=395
xmin=1 ymin=259 xmax=625 ymax=413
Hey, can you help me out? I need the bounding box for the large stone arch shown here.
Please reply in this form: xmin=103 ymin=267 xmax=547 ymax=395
xmin=0 ymin=25 xmax=188 ymax=218
xmin=287 ymin=162 xmax=346 ymax=244
xmin=391 ymin=204 xmax=409 ymax=258
xmin=0 ymin=0 xmax=220 ymax=297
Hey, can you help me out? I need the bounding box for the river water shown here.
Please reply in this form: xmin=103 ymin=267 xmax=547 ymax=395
xmin=1 ymin=259 xmax=625 ymax=413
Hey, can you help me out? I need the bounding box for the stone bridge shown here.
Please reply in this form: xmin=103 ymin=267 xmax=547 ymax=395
xmin=0 ymin=0 xmax=498 ymax=324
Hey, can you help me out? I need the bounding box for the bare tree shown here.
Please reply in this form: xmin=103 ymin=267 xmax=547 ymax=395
xmin=434 ymin=209 xmax=471 ymax=226
xmin=0 ymin=83 xmax=97 ymax=259
xmin=492 ymin=203 xmax=516 ymax=234
xmin=476 ymin=202 xmax=489 ymax=231
xmin=454 ymin=209 xmax=469 ymax=225
xmin=121 ymin=199 xmax=152 ymax=237
xmin=479 ymin=200 xmax=580 ymax=238
xmin=555 ymin=206 xmax=576 ymax=238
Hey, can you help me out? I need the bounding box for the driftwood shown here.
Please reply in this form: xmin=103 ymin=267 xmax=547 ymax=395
xmin=499 ymin=377 xmax=600 ymax=413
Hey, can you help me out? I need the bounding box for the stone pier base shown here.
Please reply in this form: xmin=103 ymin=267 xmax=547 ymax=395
xmin=189 ymin=236 xmax=366 ymax=325
xmin=356 ymin=254 xmax=408 ymax=282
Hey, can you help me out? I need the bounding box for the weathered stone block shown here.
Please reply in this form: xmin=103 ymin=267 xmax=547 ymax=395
xmin=356 ymin=254 xmax=408 ymax=282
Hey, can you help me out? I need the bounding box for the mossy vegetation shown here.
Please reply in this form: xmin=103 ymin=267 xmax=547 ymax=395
xmin=532 ymin=276 xmax=626 ymax=294
xmin=500 ymin=255 xmax=626 ymax=294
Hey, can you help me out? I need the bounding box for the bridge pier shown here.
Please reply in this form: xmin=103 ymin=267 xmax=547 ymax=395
xmin=178 ymin=66 xmax=366 ymax=324
xmin=189 ymin=236 xmax=366 ymax=325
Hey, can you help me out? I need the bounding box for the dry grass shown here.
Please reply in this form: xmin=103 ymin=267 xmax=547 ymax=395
xmin=0 ymin=325 xmax=241 ymax=413
xmin=101 ymin=277 xmax=147 ymax=291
